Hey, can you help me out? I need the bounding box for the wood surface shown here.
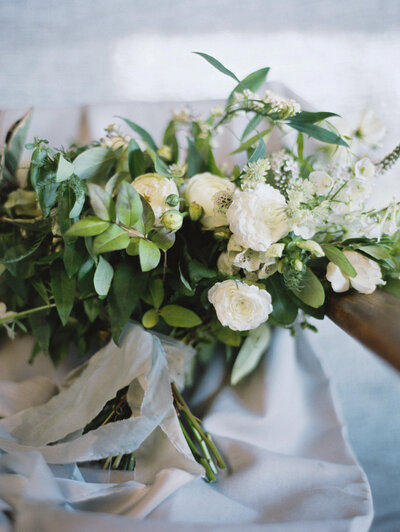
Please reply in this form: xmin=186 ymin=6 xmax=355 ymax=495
xmin=326 ymin=289 xmax=400 ymax=371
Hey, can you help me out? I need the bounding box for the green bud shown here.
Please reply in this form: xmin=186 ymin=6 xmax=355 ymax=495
xmin=166 ymin=194 xmax=180 ymax=207
xmin=157 ymin=145 xmax=172 ymax=161
xmin=188 ymin=202 xmax=203 ymax=222
xmin=213 ymin=227 xmax=231 ymax=241
xmin=161 ymin=209 xmax=183 ymax=232
xmin=294 ymin=259 xmax=303 ymax=271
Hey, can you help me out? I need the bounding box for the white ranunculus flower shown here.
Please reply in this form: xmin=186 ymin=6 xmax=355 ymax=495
xmin=326 ymin=250 xmax=385 ymax=294
xmin=184 ymin=172 xmax=236 ymax=229
xmin=309 ymin=171 xmax=333 ymax=196
xmin=208 ymin=280 xmax=273 ymax=331
xmin=132 ymin=173 xmax=179 ymax=222
xmin=226 ymin=184 xmax=289 ymax=252
xmin=354 ymin=158 xmax=375 ymax=182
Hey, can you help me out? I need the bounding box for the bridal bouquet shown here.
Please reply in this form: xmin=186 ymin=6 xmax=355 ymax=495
xmin=0 ymin=53 xmax=399 ymax=481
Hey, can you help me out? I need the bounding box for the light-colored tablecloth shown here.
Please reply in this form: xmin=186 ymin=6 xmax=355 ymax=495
xmin=0 ymin=328 xmax=373 ymax=531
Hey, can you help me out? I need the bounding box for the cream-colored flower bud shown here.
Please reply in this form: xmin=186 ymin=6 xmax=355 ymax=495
xmin=294 ymin=259 xmax=303 ymax=271
xmin=188 ymin=202 xmax=203 ymax=221
xmin=296 ymin=240 xmax=325 ymax=257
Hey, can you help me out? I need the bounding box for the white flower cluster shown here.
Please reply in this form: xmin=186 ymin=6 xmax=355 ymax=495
xmin=232 ymin=89 xmax=301 ymax=119
xmin=269 ymin=150 xmax=300 ymax=192
xmin=240 ymin=159 xmax=270 ymax=190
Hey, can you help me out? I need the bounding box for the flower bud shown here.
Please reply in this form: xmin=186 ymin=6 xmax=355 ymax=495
xmin=213 ymin=227 xmax=231 ymax=241
xmin=162 ymin=209 xmax=183 ymax=232
xmin=294 ymin=259 xmax=303 ymax=271
xmin=188 ymin=202 xmax=203 ymax=221
xmin=157 ymin=145 xmax=172 ymax=161
xmin=296 ymin=240 xmax=325 ymax=257
xmin=166 ymin=194 xmax=180 ymax=207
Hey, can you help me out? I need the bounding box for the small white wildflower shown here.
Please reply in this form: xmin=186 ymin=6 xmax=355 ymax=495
xmin=309 ymin=171 xmax=333 ymax=196
xmin=264 ymin=90 xmax=301 ymax=119
xmin=211 ymin=106 xmax=224 ymax=117
xmin=173 ymin=108 xmax=191 ymax=123
xmin=240 ymin=159 xmax=271 ymax=190
xmin=354 ymin=158 xmax=375 ymax=182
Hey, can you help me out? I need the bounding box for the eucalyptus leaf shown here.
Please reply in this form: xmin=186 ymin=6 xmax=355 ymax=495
xmin=231 ymin=128 xmax=272 ymax=155
xmin=241 ymin=114 xmax=263 ymax=141
xmin=160 ymin=304 xmax=202 ymax=328
xmin=94 ymin=255 xmax=114 ymax=297
xmin=56 ymin=154 xmax=74 ymax=182
xmin=93 ymin=225 xmax=130 ymax=254
xmin=50 ymin=260 xmax=76 ymax=325
xmin=116 ymin=182 xmax=143 ymax=227
xmin=322 ymin=244 xmax=357 ymax=277
xmin=149 ymin=278 xmax=164 ymax=310
xmin=138 ymin=239 xmax=161 ymax=272
xmin=73 ymin=147 xmax=116 ymax=180
xmin=88 ymin=183 xmax=115 ymax=221
xmin=288 ymin=111 xmax=340 ymax=123
xmin=231 ymin=323 xmax=271 ymax=385
xmin=66 ymin=217 xmax=111 ymax=237
xmin=228 ymin=67 xmax=270 ymax=102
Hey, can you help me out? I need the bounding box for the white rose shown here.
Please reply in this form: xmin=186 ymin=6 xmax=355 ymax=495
xmin=132 ymin=173 xmax=179 ymax=222
xmin=227 ymin=184 xmax=289 ymax=252
xmin=208 ymin=280 xmax=273 ymax=331
xmin=309 ymin=171 xmax=333 ymax=196
xmin=184 ymin=172 xmax=236 ymax=229
xmin=326 ymin=250 xmax=385 ymax=294
xmin=354 ymin=158 xmax=375 ymax=182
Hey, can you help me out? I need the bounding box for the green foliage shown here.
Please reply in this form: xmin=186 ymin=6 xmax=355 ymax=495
xmin=216 ymin=327 xmax=242 ymax=347
xmin=163 ymin=121 xmax=179 ymax=163
xmin=159 ymin=304 xmax=202 ymax=328
xmin=93 ymin=225 xmax=130 ymax=254
xmin=193 ymin=52 xmax=239 ymax=82
xmin=66 ymin=217 xmax=111 ymax=237
xmin=1 ymin=110 xmax=32 ymax=186
xmin=265 ymin=274 xmax=298 ymax=325
xmin=322 ymin=244 xmax=357 ymax=277
xmin=94 ymin=256 xmax=114 ymax=297
xmin=228 ymin=67 xmax=270 ymax=102
xmin=231 ymin=323 xmax=271 ymax=385
xmin=73 ymin=147 xmax=116 ymax=181
xmin=142 ymin=308 xmax=159 ymax=328
xmin=50 ymin=260 xmax=76 ymax=325
xmin=128 ymin=139 xmax=146 ymax=178
xmin=139 ymin=239 xmax=161 ymax=272
xmin=87 ymin=183 xmax=115 ymax=221
xmin=289 ymin=267 xmax=325 ymax=308
xmin=116 ymin=182 xmax=142 ymax=227
xmin=285 ymin=118 xmax=348 ymax=147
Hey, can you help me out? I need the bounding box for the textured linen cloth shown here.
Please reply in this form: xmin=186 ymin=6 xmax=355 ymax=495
xmin=0 ymin=328 xmax=373 ymax=531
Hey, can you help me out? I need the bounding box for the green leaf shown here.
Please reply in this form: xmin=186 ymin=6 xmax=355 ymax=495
xmin=288 ymin=111 xmax=340 ymax=123
xmin=93 ymin=255 xmax=114 ymax=296
xmin=193 ymin=52 xmax=239 ymax=82
xmin=29 ymin=311 xmax=51 ymax=354
xmin=2 ymin=110 xmax=32 ymax=185
xmin=148 ymin=228 xmax=176 ymax=250
xmin=290 ymin=267 xmax=325 ymax=308
xmin=241 ymin=114 xmax=263 ymax=140
xmin=116 ymin=182 xmax=143 ymax=227
xmin=134 ymin=196 xmax=155 ymax=235
xmin=50 ymin=260 xmax=76 ymax=325
xmin=69 ymin=175 xmax=87 ymax=218
xmin=248 ymin=137 xmax=267 ymax=163
xmin=216 ymin=327 xmax=242 ymax=347
xmin=108 ymin=261 xmax=147 ymax=343
xmin=356 ymin=245 xmax=392 ymax=260
xmin=128 ymin=139 xmax=146 ymax=178
xmin=188 ymin=259 xmax=217 ymax=283
xmin=228 ymin=67 xmax=270 ymax=102
xmin=73 ymin=147 xmax=116 ymax=180
xmin=66 ymin=217 xmax=111 ymax=237
xmin=322 ymin=244 xmax=357 ymax=277
xmin=87 ymin=183 xmax=115 ymax=221
xmin=117 ymin=117 xmax=157 ymax=151
xmin=30 ymin=148 xmax=59 ymax=217
xmin=265 ymin=274 xmax=298 ymax=325
xmin=56 ymin=154 xmax=74 ymax=182
xmin=142 ymin=309 xmax=159 ymax=328
xmin=154 ymin=154 xmax=172 ymax=178
xmin=382 ymin=278 xmax=400 ymax=298
xmin=231 ymin=128 xmax=272 ymax=155
xmin=126 ymin=237 xmax=140 ymax=256
xmin=0 ymin=237 xmax=44 ymax=265
xmin=187 ymin=138 xmax=207 ymax=177
xmin=160 ymin=304 xmax=202 ymax=328
xmin=231 ymin=323 xmax=271 ymax=385
xmin=163 ymin=120 xmax=179 ymax=162
xmin=31 ymin=279 xmax=49 ymax=305
xmin=83 ymin=298 xmax=102 ymax=322
xmin=93 ymin=225 xmax=130 ymax=254
xmin=138 ymin=239 xmax=161 ymax=272
xmin=149 ymin=278 xmax=164 ymax=310
xmin=285 ymin=120 xmax=348 ymax=147
xmin=63 ymin=239 xmax=87 ymax=278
